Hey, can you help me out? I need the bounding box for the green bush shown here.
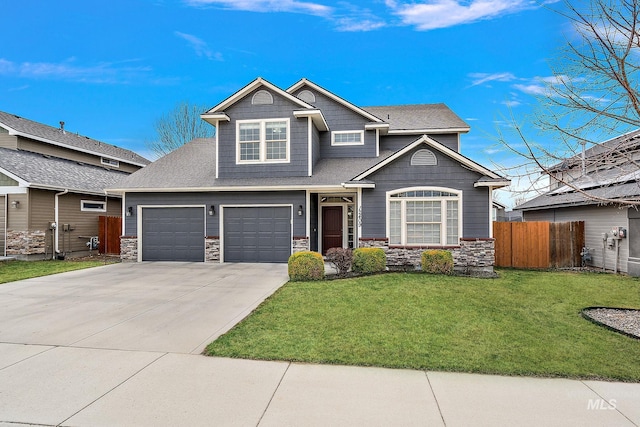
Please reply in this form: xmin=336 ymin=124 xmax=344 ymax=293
xmin=288 ymin=251 xmax=325 ymax=281
xmin=352 ymin=247 xmax=386 ymax=274
xmin=421 ymin=249 xmax=454 ymax=275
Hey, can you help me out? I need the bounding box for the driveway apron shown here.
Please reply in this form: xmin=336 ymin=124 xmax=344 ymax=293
xmin=0 ymin=262 xmax=289 ymax=353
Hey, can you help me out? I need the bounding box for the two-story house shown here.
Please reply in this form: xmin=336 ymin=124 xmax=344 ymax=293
xmin=0 ymin=110 xmax=149 ymax=259
xmin=110 ymin=78 xmax=509 ymax=273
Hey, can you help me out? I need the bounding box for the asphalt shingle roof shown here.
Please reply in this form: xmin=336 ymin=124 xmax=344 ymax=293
xmin=362 ymin=104 xmax=469 ymax=131
xmin=0 ymin=110 xmax=150 ymax=166
xmin=111 ymin=138 xmax=397 ymax=190
xmin=0 ymin=148 xmax=130 ymax=194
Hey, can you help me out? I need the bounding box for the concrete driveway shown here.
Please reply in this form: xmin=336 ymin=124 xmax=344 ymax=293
xmin=0 ymin=261 xmax=289 ymax=354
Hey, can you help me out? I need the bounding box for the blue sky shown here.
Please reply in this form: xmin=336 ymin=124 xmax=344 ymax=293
xmin=1 ymin=0 xmax=569 ymax=206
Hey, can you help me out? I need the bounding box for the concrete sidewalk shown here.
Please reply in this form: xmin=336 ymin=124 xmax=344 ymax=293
xmin=0 ymin=345 xmax=638 ymax=427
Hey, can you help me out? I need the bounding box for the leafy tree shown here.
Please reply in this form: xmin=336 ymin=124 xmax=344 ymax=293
xmin=499 ymin=0 xmax=640 ymax=207
xmin=147 ymin=101 xmax=215 ymax=158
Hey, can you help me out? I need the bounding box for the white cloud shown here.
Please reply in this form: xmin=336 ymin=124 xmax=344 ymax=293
xmin=513 ymin=83 xmax=547 ymax=96
xmin=468 ymin=72 xmax=516 ymax=87
xmin=387 ymin=0 xmax=535 ymax=30
xmin=184 ymin=0 xmax=332 ymax=16
xmin=0 ymin=57 xmax=152 ymax=84
xmin=174 ymin=31 xmax=223 ymax=61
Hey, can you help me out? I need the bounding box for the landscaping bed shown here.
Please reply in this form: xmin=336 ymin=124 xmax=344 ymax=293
xmin=206 ymin=269 xmax=640 ymax=382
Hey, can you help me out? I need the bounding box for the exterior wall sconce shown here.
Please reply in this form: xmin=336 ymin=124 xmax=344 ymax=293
xmin=297 ymin=205 xmax=303 ymax=216
xmin=208 ymin=205 xmax=215 ymax=216
xmin=10 ymin=200 xmax=20 ymax=208
xmin=126 ymin=206 xmax=133 ymax=217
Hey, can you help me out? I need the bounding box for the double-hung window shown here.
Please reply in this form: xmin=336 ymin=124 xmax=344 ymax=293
xmin=388 ymin=188 xmax=461 ymax=246
xmin=237 ymin=119 xmax=289 ymax=163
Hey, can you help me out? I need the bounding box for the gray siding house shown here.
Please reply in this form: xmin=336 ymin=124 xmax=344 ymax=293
xmin=0 ymin=111 xmax=149 ymax=259
xmin=515 ymin=129 xmax=640 ymax=275
xmin=110 ymin=78 xmax=509 ymax=271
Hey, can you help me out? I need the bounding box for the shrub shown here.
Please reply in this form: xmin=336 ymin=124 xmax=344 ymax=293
xmin=325 ymin=247 xmax=353 ymax=276
xmin=352 ymin=247 xmax=386 ymax=274
xmin=288 ymin=251 xmax=325 ymax=281
xmin=421 ymin=249 xmax=454 ymax=275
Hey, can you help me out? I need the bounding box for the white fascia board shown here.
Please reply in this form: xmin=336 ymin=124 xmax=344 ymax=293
xmin=474 ymin=180 xmax=511 ymax=188
xmin=341 ymin=182 xmax=375 ymax=189
xmin=0 ymin=186 xmax=27 ymax=194
xmin=201 ymin=113 xmax=230 ymax=126
xmin=293 ymin=110 xmax=329 ymax=131
xmin=0 ymin=124 xmax=148 ymax=168
xmin=387 ymin=128 xmax=470 ymax=135
xmin=353 ymin=135 xmax=504 ymax=181
xmin=107 ymin=185 xmax=351 ymax=193
xmin=286 ymin=79 xmax=383 ymax=123
xmin=206 ymin=77 xmax=315 ymax=114
xmin=365 ymin=123 xmax=389 ymax=135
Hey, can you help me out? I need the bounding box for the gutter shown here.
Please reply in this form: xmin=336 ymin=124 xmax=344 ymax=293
xmin=54 ymin=189 xmax=68 ymax=259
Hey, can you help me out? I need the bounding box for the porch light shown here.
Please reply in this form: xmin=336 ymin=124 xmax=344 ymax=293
xmin=208 ymin=205 xmax=215 ymax=216
xmin=10 ymin=200 xmax=19 ymax=208
xmin=126 ymin=206 xmax=133 ymax=217
xmin=297 ymin=205 xmax=303 ymax=216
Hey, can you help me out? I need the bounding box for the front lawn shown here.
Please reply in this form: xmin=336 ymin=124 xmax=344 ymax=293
xmin=0 ymin=259 xmax=114 ymax=284
xmin=205 ymin=270 xmax=640 ymax=382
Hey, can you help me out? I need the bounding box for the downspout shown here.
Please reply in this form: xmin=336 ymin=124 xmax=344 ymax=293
xmin=54 ymin=189 xmax=68 ymax=259
xmin=3 ymin=195 xmax=6 ymax=257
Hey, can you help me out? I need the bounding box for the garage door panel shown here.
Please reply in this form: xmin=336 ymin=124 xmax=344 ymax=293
xmin=224 ymin=207 xmax=291 ymax=263
xmin=142 ymin=207 xmax=205 ymax=262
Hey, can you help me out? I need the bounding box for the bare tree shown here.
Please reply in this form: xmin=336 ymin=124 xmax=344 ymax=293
xmin=146 ymin=101 xmax=215 ymax=158
xmin=498 ymin=0 xmax=640 ymax=207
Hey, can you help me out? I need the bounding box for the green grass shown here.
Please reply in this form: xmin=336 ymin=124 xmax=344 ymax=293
xmin=205 ymin=269 xmax=640 ymax=382
xmin=0 ymin=259 xmax=113 ymax=284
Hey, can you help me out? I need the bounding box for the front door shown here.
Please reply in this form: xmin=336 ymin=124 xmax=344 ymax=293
xmin=322 ymin=206 xmax=343 ymax=254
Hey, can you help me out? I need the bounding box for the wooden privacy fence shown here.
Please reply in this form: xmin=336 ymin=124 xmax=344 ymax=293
xmin=494 ymin=221 xmax=585 ymax=268
xmin=99 ymin=216 xmax=122 ymax=255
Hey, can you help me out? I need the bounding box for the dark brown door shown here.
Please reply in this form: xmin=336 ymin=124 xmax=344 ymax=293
xmin=322 ymin=206 xmax=343 ymax=254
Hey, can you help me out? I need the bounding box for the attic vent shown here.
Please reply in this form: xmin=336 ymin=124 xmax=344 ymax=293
xmin=411 ymin=149 xmax=437 ymax=166
xmin=252 ymin=90 xmax=274 ymax=105
xmin=297 ymin=90 xmax=316 ymax=103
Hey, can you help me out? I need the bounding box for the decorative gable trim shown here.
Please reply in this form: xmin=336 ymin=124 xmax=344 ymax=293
xmin=287 ymin=78 xmax=384 ymax=124
xmin=205 ymin=77 xmax=316 ymax=115
xmin=352 ymin=135 xmax=506 ymax=181
xmin=252 ymin=90 xmax=274 ymax=105
xmin=411 ymin=149 xmax=437 ymax=166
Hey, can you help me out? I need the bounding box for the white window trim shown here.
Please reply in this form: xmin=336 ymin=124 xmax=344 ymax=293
xmin=81 ymin=200 xmax=107 ymax=212
xmin=331 ymin=130 xmax=364 ymax=146
xmin=236 ymin=118 xmax=290 ymax=164
xmin=386 ymin=187 xmax=463 ymax=246
xmin=101 ymin=157 xmax=120 ymax=167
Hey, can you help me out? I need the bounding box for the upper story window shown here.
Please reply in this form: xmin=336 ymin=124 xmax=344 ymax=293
xmin=81 ymin=200 xmax=106 ymax=212
xmin=332 ymin=130 xmax=364 ymax=146
xmin=388 ymin=188 xmax=461 ymax=246
xmin=237 ymin=118 xmax=289 ymax=163
xmin=101 ymin=157 xmax=120 ymax=168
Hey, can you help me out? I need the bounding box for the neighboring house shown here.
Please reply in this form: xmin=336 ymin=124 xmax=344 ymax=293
xmin=0 ymin=110 xmax=150 ymax=259
xmin=109 ymin=77 xmax=509 ymax=273
xmin=515 ymin=129 xmax=640 ymax=275
xmin=492 ymin=201 xmax=507 ymax=222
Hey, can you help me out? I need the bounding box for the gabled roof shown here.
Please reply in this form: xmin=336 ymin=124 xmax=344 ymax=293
xmin=352 ymin=134 xmax=509 ymax=187
xmin=363 ymin=104 xmax=470 ymax=134
xmin=0 ymin=147 xmax=130 ymax=195
xmin=287 ymin=78 xmax=384 ymax=124
xmin=202 ymin=77 xmax=328 ymax=131
xmin=0 ymin=110 xmax=149 ymax=167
